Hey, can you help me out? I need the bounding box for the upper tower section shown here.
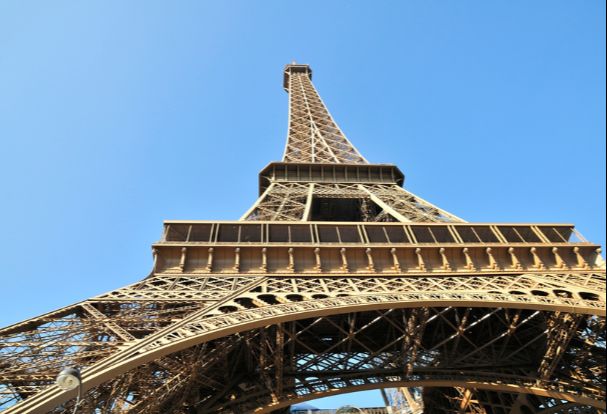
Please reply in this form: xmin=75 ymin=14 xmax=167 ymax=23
xmin=241 ymin=64 xmax=464 ymax=223
xmin=282 ymin=64 xmax=368 ymax=164
xmin=282 ymin=63 xmax=312 ymax=91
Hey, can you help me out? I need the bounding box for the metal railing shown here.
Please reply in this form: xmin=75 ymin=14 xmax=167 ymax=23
xmin=163 ymin=221 xmax=587 ymax=246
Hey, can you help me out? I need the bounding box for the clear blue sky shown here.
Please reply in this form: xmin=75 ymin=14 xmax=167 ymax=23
xmin=0 ymin=1 xmax=605 ymax=409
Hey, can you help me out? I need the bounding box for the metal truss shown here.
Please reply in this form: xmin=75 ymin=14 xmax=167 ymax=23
xmin=242 ymin=183 xmax=463 ymax=223
xmin=1 ymin=272 xmax=604 ymax=413
xmin=282 ymin=65 xmax=367 ymax=164
xmin=422 ymin=387 xmax=605 ymax=414
xmin=246 ymin=63 xmax=464 ymax=224
xmin=0 ymin=64 xmax=605 ymax=414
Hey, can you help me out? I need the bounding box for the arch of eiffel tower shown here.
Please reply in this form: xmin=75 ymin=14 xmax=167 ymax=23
xmin=0 ymin=64 xmax=605 ymax=414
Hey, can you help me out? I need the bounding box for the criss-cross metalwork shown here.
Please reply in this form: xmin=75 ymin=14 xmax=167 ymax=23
xmin=0 ymin=64 xmax=604 ymax=414
xmin=282 ymin=65 xmax=367 ymax=164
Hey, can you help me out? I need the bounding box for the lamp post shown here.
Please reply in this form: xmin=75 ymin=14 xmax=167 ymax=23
xmin=55 ymin=367 xmax=82 ymax=414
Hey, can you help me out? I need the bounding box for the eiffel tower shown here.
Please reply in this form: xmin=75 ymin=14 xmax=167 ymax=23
xmin=0 ymin=64 xmax=605 ymax=414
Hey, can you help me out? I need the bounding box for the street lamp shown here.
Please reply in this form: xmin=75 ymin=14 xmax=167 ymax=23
xmin=56 ymin=367 xmax=82 ymax=414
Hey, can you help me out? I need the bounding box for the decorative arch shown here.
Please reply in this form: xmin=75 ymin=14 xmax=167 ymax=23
xmin=252 ymin=380 xmax=605 ymax=413
xmin=9 ymin=289 xmax=604 ymax=413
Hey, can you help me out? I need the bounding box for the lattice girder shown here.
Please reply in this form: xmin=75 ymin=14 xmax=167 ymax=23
xmin=11 ymin=306 xmax=604 ymax=413
xmin=422 ymin=388 xmax=604 ymax=414
xmin=1 ymin=271 xmax=605 ymax=413
xmin=1 ymin=63 xmax=605 ymax=414
xmin=282 ymin=65 xmax=367 ymax=164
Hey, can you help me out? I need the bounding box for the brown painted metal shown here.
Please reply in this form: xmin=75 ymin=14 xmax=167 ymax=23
xmin=0 ymin=64 xmax=604 ymax=414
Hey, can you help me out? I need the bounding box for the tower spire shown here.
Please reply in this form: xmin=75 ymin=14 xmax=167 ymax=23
xmin=282 ymin=64 xmax=367 ymax=164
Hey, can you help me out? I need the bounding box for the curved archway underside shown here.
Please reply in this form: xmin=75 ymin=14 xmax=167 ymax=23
xmin=1 ymin=274 xmax=605 ymax=413
xmin=46 ymin=307 xmax=607 ymax=412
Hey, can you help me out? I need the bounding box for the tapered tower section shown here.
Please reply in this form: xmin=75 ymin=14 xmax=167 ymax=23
xmin=0 ymin=65 xmax=604 ymax=414
xmin=282 ymin=64 xmax=367 ymax=163
xmin=243 ymin=64 xmax=462 ymax=224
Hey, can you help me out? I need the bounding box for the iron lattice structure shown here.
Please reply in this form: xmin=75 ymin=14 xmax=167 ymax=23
xmin=0 ymin=64 xmax=605 ymax=414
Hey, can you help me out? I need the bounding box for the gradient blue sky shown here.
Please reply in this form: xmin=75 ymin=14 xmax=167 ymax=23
xmin=1 ymin=1 xmax=605 ymax=409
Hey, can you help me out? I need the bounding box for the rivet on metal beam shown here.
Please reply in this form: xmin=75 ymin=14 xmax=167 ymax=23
xmin=179 ymin=247 xmax=187 ymax=273
xmin=152 ymin=248 xmax=159 ymax=273
xmin=340 ymin=248 xmax=349 ymax=272
xmin=439 ymin=248 xmax=451 ymax=271
xmin=508 ymin=247 xmax=522 ymax=270
xmin=415 ymin=248 xmax=426 ymax=271
xmin=365 ymin=248 xmax=375 ymax=272
xmin=260 ymin=248 xmax=268 ymax=272
xmin=463 ymin=247 xmax=474 ymax=270
xmin=314 ymin=247 xmax=322 ymax=272
xmin=206 ymin=247 xmax=214 ymax=273
xmin=573 ymin=247 xmax=590 ymax=269
xmin=552 ymin=247 xmax=567 ymax=269
xmin=486 ymin=247 xmax=499 ymax=270
xmin=390 ymin=248 xmax=401 ymax=272
xmin=530 ymin=247 xmax=545 ymax=270
xmin=287 ymin=248 xmax=295 ymax=272
xmin=234 ymin=248 xmax=241 ymax=272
